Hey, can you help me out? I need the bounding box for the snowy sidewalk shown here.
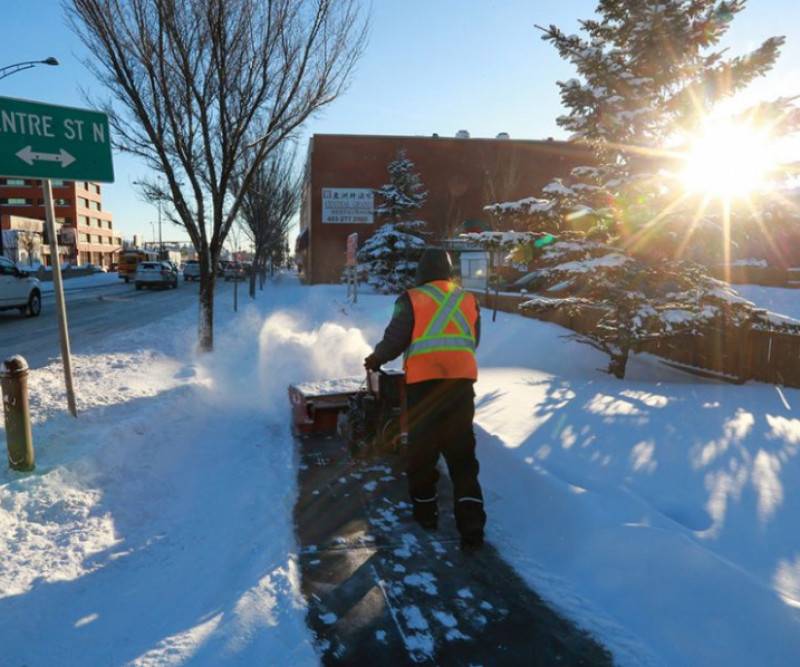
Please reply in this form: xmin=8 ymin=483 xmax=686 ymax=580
xmin=3 ymin=277 xmax=800 ymax=666
xmin=294 ymin=433 xmax=611 ymax=664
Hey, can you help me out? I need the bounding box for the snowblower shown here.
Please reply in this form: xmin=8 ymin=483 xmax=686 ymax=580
xmin=288 ymin=369 xmax=407 ymax=457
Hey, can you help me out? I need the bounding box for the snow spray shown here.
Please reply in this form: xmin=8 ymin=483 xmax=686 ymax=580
xmin=257 ymin=311 xmax=371 ymax=418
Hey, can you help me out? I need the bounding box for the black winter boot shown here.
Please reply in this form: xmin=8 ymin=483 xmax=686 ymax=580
xmin=412 ymin=497 xmax=438 ymax=530
xmin=460 ymin=532 xmax=484 ymax=553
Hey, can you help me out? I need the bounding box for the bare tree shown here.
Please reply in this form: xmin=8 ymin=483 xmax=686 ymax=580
xmin=68 ymin=0 xmax=367 ymax=350
xmin=238 ymin=142 xmax=300 ymax=298
xmin=17 ymin=232 xmax=39 ymax=266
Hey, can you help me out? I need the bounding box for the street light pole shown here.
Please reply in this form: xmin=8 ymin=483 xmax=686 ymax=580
xmin=0 ymin=58 xmax=59 ymax=81
xmin=158 ymin=197 xmax=163 ymax=258
xmin=133 ymin=179 xmax=166 ymax=259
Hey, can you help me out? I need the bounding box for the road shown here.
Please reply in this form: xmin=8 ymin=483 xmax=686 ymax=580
xmin=0 ymin=277 xmax=236 ymax=369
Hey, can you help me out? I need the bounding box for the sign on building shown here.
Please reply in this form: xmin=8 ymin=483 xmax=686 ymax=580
xmin=322 ymin=188 xmax=374 ymax=224
xmin=0 ymin=96 xmax=114 ymax=182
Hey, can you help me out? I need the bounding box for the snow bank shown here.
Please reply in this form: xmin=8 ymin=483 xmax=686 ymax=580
xmin=0 ymin=277 xmax=326 ymax=666
xmin=39 ymin=271 xmax=121 ymax=293
xmin=471 ymin=305 xmax=800 ymax=666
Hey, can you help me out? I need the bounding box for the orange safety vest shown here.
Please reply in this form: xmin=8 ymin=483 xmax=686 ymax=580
xmin=404 ymin=280 xmax=478 ymax=384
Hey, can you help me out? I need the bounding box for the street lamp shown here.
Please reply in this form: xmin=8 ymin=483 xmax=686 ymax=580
xmin=133 ymin=179 xmax=165 ymax=258
xmin=0 ymin=57 xmax=59 ymax=81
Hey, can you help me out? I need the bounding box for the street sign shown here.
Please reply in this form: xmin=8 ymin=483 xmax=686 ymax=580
xmin=0 ymin=96 xmax=114 ymax=182
xmin=346 ymin=232 xmax=358 ymax=266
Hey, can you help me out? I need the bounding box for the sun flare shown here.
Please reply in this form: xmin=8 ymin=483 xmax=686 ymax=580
xmin=680 ymin=121 xmax=777 ymax=199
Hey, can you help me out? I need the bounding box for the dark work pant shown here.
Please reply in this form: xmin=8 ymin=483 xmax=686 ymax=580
xmin=405 ymin=379 xmax=486 ymax=539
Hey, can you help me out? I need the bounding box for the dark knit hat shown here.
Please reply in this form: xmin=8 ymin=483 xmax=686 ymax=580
xmin=416 ymin=247 xmax=453 ymax=285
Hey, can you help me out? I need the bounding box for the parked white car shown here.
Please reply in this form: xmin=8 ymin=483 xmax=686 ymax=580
xmin=183 ymin=259 xmax=201 ymax=281
xmin=0 ymin=256 xmax=42 ymax=317
xmin=135 ymin=261 xmax=178 ymax=290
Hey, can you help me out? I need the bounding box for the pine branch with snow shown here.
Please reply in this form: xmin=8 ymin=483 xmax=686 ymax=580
xmin=355 ymin=222 xmax=427 ymax=293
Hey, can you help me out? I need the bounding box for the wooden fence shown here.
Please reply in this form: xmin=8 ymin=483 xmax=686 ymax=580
xmin=710 ymin=265 xmax=800 ymax=288
xmin=472 ymin=289 xmax=800 ymax=387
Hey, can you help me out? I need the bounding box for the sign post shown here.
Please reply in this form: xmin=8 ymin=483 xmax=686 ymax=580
xmin=0 ymin=96 xmax=114 ymax=417
xmin=43 ymin=180 xmax=77 ymax=416
xmin=346 ymin=233 xmax=358 ymax=303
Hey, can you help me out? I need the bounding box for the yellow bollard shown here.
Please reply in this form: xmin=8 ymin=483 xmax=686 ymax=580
xmin=1 ymin=355 xmax=34 ymax=472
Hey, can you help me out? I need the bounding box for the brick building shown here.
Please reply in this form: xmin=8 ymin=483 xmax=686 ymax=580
xmin=0 ymin=177 xmax=121 ymax=267
xmin=297 ymin=133 xmax=591 ymax=284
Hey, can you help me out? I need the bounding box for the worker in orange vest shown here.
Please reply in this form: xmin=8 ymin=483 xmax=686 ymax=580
xmin=364 ymin=247 xmax=486 ymax=551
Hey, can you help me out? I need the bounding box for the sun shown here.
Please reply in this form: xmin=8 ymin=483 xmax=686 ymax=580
xmin=680 ymin=120 xmax=777 ymax=199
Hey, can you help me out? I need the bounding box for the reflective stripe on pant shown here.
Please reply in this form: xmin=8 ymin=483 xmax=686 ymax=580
xmin=406 ymin=378 xmax=486 ymax=539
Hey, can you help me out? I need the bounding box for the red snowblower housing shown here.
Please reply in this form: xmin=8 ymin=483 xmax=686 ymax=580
xmin=289 ymin=369 xmax=407 ymax=457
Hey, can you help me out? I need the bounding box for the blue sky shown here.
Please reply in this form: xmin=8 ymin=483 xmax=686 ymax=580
xmin=2 ymin=0 xmax=799 ymax=246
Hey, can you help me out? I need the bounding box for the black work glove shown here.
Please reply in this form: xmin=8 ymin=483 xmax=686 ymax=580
xmin=364 ymin=353 xmax=381 ymax=371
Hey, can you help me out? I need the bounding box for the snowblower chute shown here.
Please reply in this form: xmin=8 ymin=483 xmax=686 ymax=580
xmin=288 ymin=369 xmax=406 ymax=456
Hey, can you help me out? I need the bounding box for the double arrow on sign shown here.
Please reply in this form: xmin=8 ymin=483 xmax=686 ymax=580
xmin=15 ymin=145 xmax=76 ymax=168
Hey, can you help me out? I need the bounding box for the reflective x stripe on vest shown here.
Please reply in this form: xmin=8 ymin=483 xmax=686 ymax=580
xmin=407 ymin=284 xmax=476 ymax=359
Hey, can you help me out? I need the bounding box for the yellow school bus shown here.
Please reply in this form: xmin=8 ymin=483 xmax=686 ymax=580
xmin=118 ymin=249 xmax=159 ymax=283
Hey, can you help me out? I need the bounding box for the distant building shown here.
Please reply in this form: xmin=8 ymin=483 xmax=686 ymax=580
xmin=297 ymin=133 xmax=591 ymax=283
xmin=0 ymin=214 xmax=74 ymax=266
xmin=0 ymin=177 xmax=122 ymax=267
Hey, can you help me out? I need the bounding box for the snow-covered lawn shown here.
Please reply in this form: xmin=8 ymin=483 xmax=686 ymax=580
xmin=0 ymin=278 xmax=359 ymax=666
xmin=39 ymin=271 xmax=122 ymax=293
xmin=3 ymin=277 xmax=800 ymax=665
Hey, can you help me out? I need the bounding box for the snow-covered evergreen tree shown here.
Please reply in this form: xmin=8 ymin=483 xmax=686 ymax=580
xmin=375 ymin=149 xmax=428 ymax=219
xmin=356 ymin=150 xmax=429 ymax=292
xmin=355 ymin=221 xmax=427 ymax=293
xmin=482 ymin=0 xmax=800 ymax=377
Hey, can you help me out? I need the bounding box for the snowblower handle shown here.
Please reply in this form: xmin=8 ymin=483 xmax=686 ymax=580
xmin=366 ymin=368 xmax=384 ymax=396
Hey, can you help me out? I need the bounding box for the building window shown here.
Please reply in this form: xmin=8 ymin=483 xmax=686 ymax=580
xmin=54 ymin=198 xmax=71 ymax=206
xmin=93 ymin=184 xmax=101 ymax=194
xmin=79 ymin=234 xmax=88 ymax=242
xmin=0 ymin=178 xmax=26 ymax=186
xmin=79 ymin=197 xmax=89 ymax=208
xmin=78 ymin=215 xmax=89 ymax=225
xmin=51 ymin=179 xmax=70 ymax=187
xmin=0 ymin=198 xmax=31 ymax=206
